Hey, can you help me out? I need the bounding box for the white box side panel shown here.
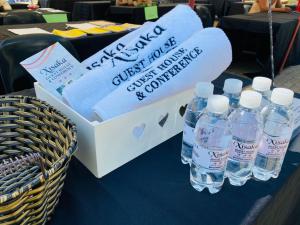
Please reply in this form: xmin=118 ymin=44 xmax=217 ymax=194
xmin=94 ymin=89 xmax=193 ymax=177
xmin=35 ymin=83 xmax=100 ymax=177
xmin=35 ymin=82 xmax=194 ymax=178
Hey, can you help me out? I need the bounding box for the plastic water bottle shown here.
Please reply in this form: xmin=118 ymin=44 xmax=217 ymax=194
xmin=253 ymin=88 xmax=294 ymax=181
xmin=226 ymin=90 xmax=263 ymax=186
xmin=223 ymin=78 xmax=243 ymax=113
xmin=190 ymin=95 xmax=231 ymax=194
xmin=252 ymin=76 xmax=272 ymax=108
xmin=181 ymin=82 xmax=214 ymax=164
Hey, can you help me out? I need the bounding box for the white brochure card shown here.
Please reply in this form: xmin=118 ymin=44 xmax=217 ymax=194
xmin=21 ymin=42 xmax=86 ymax=99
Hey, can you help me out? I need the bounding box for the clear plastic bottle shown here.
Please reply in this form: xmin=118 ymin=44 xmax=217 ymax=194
xmin=223 ymin=78 xmax=243 ymax=113
xmin=252 ymin=76 xmax=272 ymax=108
xmin=181 ymin=82 xmax=214 ymax=165
xmin=190 ymin=95 xmax=231 ymax=194
xmin=253 ymin=88 xmax=294 ymax=181
xmin=226 ymin=90 xmax=263 ymax=186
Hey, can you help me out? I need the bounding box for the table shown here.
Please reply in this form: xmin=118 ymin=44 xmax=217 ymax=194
xmin=47 ymin=139 xmax=300 ymax=225
xmin=10 ymin=3 xmax=29 ymax=9
xmin=72 ymin=1 xmax=111 ymax=21
xmin=209 ymin=0 xmax=241 ymax=18
xmin=0 ymin=22 xmax=129 ymax=61
xmin=22 ymin=73 xmax=296 ymax=225
xmin=220 ymin=12 xmax=300 ymax=76
xmin=47 ymin=0 xmax=104 ymax=17
xmin=109 ymin=4 xmax=214 ymax=26
xmin=10 ymin=73 xmax=299 ymax=225
xmin=108 ymin=4 xmax=176 ymax=24
xmin=0 ymin=21 xmax=129 ymax=93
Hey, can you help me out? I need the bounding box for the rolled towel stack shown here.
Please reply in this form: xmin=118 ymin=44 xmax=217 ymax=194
xmin=94 ymin=28 xmax=232 ymax=120
xmin=62 ymin=5 xmax=203 ymax=120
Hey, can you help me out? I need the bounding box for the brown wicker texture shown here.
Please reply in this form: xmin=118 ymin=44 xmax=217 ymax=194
xmin=0 ymin=95 xmax=77 ymax=225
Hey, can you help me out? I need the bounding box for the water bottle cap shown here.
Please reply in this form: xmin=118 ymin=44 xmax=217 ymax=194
xmin=252 ymin=77 xmax=272 ymax=92
xmin=223 ymin=78 xmax=243 ymax=94
xmin=195 ymin=82 xmax=214 ymax=98
xmin=207 ymin=95 xmax=229 ymax=114
xmin=239 ymin=90 xmax=262 ymax=109
xmin=271 ymin=88 xmax=294 ymax=106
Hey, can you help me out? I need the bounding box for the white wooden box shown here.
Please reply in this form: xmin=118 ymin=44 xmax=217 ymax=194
xmin=35 ymin=82 xmax=193 ymax=178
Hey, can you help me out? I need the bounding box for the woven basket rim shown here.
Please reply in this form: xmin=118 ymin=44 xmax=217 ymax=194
xmin=0 ymin=95 xmax=78 ymax=203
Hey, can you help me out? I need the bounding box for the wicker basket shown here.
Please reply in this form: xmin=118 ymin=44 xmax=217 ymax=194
xmin=0 ymin=95 xmax=77 ymax=225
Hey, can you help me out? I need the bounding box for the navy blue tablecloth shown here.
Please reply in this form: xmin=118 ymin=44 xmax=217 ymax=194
xmin=47 ymin=137 xmax=300 ymax=225
xmin=108 ymin=4 xmax=215 ymax=27
xmin=108 ymin=5 xmax=176 ymax=24
xmin=46 ymin=74 xmax=300 ymax=225
xmin=0 ymin=22 xmax=129 ymax=61
xmin=220 ymin=13 xmax=300 ymax=76
xmin=72 ymin=1 xmax=111 ymax=21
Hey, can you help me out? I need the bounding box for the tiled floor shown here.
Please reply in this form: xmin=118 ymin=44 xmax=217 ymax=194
xmin=274 ymin=66 xmax=300 ymax=93
xmin=218 ymin=19 xmax=299 ymax=92
xmin=226 ymin=55 xmax=300 ymax=93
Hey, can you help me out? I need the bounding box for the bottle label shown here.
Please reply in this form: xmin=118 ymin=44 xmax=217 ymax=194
xmin=193 ymin=144 xmax=229 ymax=170
xmin=258 ymin=135 xmax=291 ymax=158
xmin=229 ymin=139 xmax=258 ymax=163
xmin=183 ymin=123 xmax=194 ymax=146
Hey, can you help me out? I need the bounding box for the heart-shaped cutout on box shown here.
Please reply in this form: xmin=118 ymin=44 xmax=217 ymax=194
xmin=132 ymin=123 xmax=146 ymax=139
xmin=158 ymin=113 xmax=169 ymax=127
xmin=179 ymin=104 xmax=188 ymax=117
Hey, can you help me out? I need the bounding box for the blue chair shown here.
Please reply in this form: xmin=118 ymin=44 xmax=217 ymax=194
xmin=3 ymin=11 xmax=46 ymax=25
xmin=0 ymin=34 xmax=79 ymax=94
